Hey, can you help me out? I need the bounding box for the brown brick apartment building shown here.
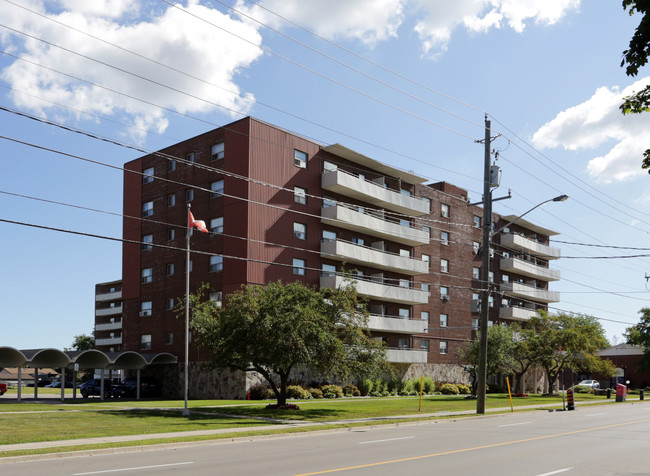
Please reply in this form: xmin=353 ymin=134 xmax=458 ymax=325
xmin=106 ymin=116 xmax=561 ymax=397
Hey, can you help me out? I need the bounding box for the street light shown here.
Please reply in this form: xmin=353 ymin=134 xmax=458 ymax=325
xmin=475 ymin=192 xmax=568 ymax=414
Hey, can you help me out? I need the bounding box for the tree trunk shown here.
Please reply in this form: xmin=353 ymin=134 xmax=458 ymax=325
xmin=277 ymin=371 xmax=288 ymax=406
xmin=546 ymin=370 xmax=557 ymax=395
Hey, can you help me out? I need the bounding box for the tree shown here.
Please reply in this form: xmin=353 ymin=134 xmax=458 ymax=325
xmin=189 ymin=280 xmax=388 ymax=406
xmin=457 ymin=324 xmax=515 ymax=394
xmin=526 ymin=312 xmax=611 ymax=394
xmin=624 ymin=308 xmax=650 ymax=369
xmin=620 ymin=1 xmax=650 ymax=170
xmin=65 ymin=333 xmax=95 ymax=351
xmin=509 ymin=322 xmax=537 ymax=394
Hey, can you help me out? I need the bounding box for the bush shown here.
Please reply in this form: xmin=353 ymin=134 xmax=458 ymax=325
xmin=422 ymin=377 xmax=435 ymax=394
xmin=343 ymin=384 xmax=360 ymax=397
xmin=287 ymin=385 xmax=309 ymax=399
xmin=487 ymin=384 xmax=505 ymax=394
xmin=374 ymin=379 xmax=387 ymax=394
xmin=309 ymin=388 xmax=323 ymax=399
xmin=573 ymin=385 xmax=592 ymax=394
xmin=321 ymin=384 xmax=344 ymax=398
xmin=439 ymin=383 xmax=460 ymax=395
xmin=399 ymin=380 xmax=415 ymax=396
xmin=357 ymin=378 xmax=373 ymax=396
xmin=457 ymin=384 xmax=471 ymax=395
xmin=248 ymin=383 xmax=271 ymax=400
xmin=388 ymin=378 xmax=404 ymax=395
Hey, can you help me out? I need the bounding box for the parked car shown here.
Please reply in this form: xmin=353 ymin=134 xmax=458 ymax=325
xmin=120 ymin=377 xmax=161 ymax=398
xmin=79 ymin=379 xmax=121 ymax=398
xmin=26 ymin=376 xmax=52 ymax=387
xmin=0 ymin=383 xmax=7 ymax=395
xmin=44 ymin=381 xmax=74 ymax=388
xmin=577 ymin=380 xmax=600 ymax=389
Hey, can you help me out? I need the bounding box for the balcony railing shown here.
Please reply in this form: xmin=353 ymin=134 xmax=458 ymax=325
xmin=320 ymin=239 xmax=429 ymax=276
xmin=499 ymin=257 xmax=560 ymax=282
xmin=321 ymin=204 xmax=429 ymax=246
xmin=499 ymin=306 xmax=538 ymax=321
xmin=501 ymin=282 xmax=560 ymax=304
xmin=320 ymin=274 xmax=429 ymax=305
xmin=366 ymin=314 xmax=428 ymax=334
xmin=385 ymin=348 xmax=428 ymax=363
xmin=499 ymin=233 xmax=560 ymax=260
xmin=95 ymin=321 xmax=123 ymax=331
xmin=95 ymin=290 xmax=122 ymax=302
xmin=95 ymin=336 xmax=123 ymax=346
xmin=95 ymin=305 xmax=123 ymax=317
xmin=322 ymin=169 xmax=429 ymax=216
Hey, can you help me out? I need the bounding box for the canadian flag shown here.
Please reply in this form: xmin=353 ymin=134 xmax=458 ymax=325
xmin=188 ymin=210 xmax=209 ymax=233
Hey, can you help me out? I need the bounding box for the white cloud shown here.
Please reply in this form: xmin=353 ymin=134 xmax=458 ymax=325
xmin=0 ymin=0 xmax=263 ymax=140
xmin=235 ymin=0 xmax=405 ymax=46
xmin=412 ymin=0 xmax=580 ymax=55
xmin=531 ymin=77 xmax=650 ymax=183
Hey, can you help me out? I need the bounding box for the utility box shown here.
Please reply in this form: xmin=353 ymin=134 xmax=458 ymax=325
xmin=616 ymin=383 xmax=627 ymax=402
xmin=489 ymin=165 xmax=501 ymax=188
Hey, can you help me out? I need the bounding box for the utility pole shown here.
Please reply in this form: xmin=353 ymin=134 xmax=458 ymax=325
xmin=476 ymin=115 xmax=491 ymax=415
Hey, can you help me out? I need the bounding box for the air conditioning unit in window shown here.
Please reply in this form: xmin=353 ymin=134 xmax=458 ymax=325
xmin=441 ymin=295 xmax=450 ymax=303
xmin=139 ymin=311 xmax=150 ymax=317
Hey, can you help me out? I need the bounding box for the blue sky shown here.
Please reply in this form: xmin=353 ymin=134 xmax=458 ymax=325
xmin=1 ymin=0 xmax=649 ymax=349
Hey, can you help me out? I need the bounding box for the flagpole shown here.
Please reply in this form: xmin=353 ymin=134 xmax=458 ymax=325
xmin=183 ymin=203 xmax=191 ymax=417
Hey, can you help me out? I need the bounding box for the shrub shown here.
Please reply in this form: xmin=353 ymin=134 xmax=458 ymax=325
xmin=321 ymin=384 xmax=344 ymax=398
xmin=287 ymin=385 xmax=309 ymax=399
xmin=248 ymin=383 xmax=271 ymax=400
xmin=573 ymin=385 xmax=592 ymax=394
xmin=309 ymin=388 xmax=323 ymax=399
xmin=487 ymin=384 xmax=504 ymax=394
xmin=374 ymin=378 xmax=387 ymax=394
xmin=388 ymin=378 xmax=404 ymax=395
xmin=357 ymin=378 xmax=373 ymax=396
xmin=266 ymin=403 xmax=300 ymax=410
xmin=457 ymin=384 xmax=471 ymax=395
xmin=439 ymin=383 xmax=460 ymax=395
xmin=343 ymin=384 xmax=360 ymax=397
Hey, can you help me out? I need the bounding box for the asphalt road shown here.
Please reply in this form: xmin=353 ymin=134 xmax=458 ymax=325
xmin=3 ymin=403 xmax=650 ymax=475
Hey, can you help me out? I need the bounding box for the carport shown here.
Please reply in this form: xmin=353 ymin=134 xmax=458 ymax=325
xmin=0 ymin=347 xmax=177 ymax=402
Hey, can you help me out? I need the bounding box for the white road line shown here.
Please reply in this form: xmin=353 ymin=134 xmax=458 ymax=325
xmin=359 ymin=436 xmax=415 ymax=445
xmin=72 ymin=462 xmax=194 ymax=475
xmin=585 ymin=413 xmax=607 ymax=417
xmin=498 ymin=422 xmax=531 ymax=427
xmin=536 ymin=468 xmax=574 ymax=476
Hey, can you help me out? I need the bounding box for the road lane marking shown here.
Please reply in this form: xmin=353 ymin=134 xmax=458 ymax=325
xmin=536 ymin=468 xmax=573 ymax=476
xmin=72 ymin=462 xmax=193 ymax=475
xmin=360 ymin=436 xmax=415 ymax=445
xmin=498 ymin=422 xmax=531 ymax=427
xmin=294 ymin=417 xmax=650 ymax=475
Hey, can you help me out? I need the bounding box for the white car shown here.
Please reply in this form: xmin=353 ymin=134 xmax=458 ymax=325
xmin=578 ymin=380 xmax=600 ymax=389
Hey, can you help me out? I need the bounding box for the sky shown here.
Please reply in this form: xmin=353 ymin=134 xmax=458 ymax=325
xmin=1 ymin=0 xmax=649 ymax=350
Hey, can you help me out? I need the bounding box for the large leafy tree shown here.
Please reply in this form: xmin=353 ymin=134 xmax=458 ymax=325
xmin=620 ymin=1 xmax=650 ymax=170
xmin=509 ymin=322 xmax=537 ymax=394
xmin=458 ymin=324 xmax=515 ymax=394
xmin=189 ymin=280 xmax=388 ymax=405
xmin=65 ymin=333 xmax=95 ymax=351
xmin=624 ymin=308 xmax=650 ymax=368
xmin=527 ymin=312 xmax=613 ymax=394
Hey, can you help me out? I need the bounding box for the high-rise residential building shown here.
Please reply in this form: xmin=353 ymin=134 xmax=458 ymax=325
xmin=113 ymin=116 xmax=561 ymax=397
xmin=94 ymin=280 xmax=123 ymax=353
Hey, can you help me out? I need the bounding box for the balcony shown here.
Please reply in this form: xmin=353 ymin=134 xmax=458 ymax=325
xmin=321 ymin=205 xmax=429 ymax=246
xmin=499 ymin=257 xmax=560 ymax=282
xmin=95 ymin=320 xmax=123 ymax=331
xmin=320 ymin=275 xmax=429 ymax=305
xmin=367 ymin=314 xmax=428 ymax=334
xmin=95 ymin=336 xmax=122 ymax=346
xmin=499 ymin=233 xmax=561 ymax=260
xmin=322 ymin=169 xmax=429 ymax=216
xmin=95 ymin=290 xmax=122 ymax=302
xmin=501 ymin=282 xmax=560 ymax=304
xmin=385 ymin=348 xmax=428 ymax=364
xmin=95 ymin=305 xmax=123 ymax=317
xmin=499 ymin=306 xmax=538 ymax=321
xmin=320 ymin=240 xmax=429 ymax=276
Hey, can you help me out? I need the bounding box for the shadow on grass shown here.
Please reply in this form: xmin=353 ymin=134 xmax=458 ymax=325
xmin=194 ymin=406 xmax=345 ymax=421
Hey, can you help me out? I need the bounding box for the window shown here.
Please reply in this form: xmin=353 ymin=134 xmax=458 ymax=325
xmin=399 ymin=249 xmax=410 ymax=258
xmin=473 ymin=267 xmax=480 ymax=280
xmin=422 ymin=226 xmax=431 ymax=237
xmin=399 ymin=279 xmax=410 ymax=288
xmin=211 ymin=180 xmax=224 ymax=198
xmin=441 ymin=203 xmax=450 ymax=218
xmin=473 ymin=318 xmax=479 ymax=329
xmin=474 ymin=215 xmax=481 ymax=228
xmin=166 ymin=298 xmax=174 ymax=310
xmin=142 ymin=167 xmax=154 ymax=184
xmin=398 ymin=338 xmax=410 ymax=349
xmin=421 ymin=311 xmax=429 ymax=321
xmin=399 ymin=308 xmax=410 ymax=319
xmin=421 ymin=283 xmax=430 ymax=292
xmin=473 ymin=241 xmax=480 ymax=254
xmin=165 ymin=332 xmax=174 ymax=345
xmin=294 ymin=149 xmax=307 ymax=168
xmin=502 ymin=275 xmax=510 ymax=283
xmin=440 ymin=314 xmax=448 ymax=327
xmin=166 ymin=263 xmax=175 ymax=276
xmin=142 ymin=234 xmax=153 ymax=251
xmin=422 ymin=197 xmax=431 ymax=210
xmin=210 ymin=291 xmax=223 ymax=306
xmin=441 ymin=259 xmax=449 ymax=273
xmin=441 ymin=231 xmax=449 ymax=245
xmin=185 ymin=189 xmax=194 ymax=202
xmin=210 ymin=217 xmax=223 ymax=234
xmin=293 ymin=222 xmax=306 ymax=240
xmin=352 ymin=237 xmax=365 ymax=246
xmin=168 ymin=160 xmax=176 ymax=172
xmin=322 ymin=263 xmax=336 ymax=277
xmin=209 ymin=255 xmax=223 ymax=272
xmin=211 ymin=142 xmax=224 ymax=161
xmin=293 ymin=258 xmax=305 ymax=275
xmin=186 ymin=152 xmax=195 ymax=163
xmin=142 ymin=201 xmax=153 ymax=217
xmin=488 ymin=296 xmax=494 ymax=308
xmin=421 ymin=340 xmax=429 ymax=351
xmin=400 ymin=189 xmax=411 ymax=196
xmin=440 ymin=341 xmax=448 ymax=354
xmin=167 ymin=194 xmax=176 ymax=207
xmin=422 ymin=254 xmax=430 ymax=267
xmin=140 ymin=301 xmax=152 ymax=317
xmin=440 ymin=286 xmax=449 ymax=300
xmin=140 ymin=334 xmax=152 ymax=350
xmin=400 ymin=219 xmax=410 ymax=227
xmin=167 ymin=228 xmax=175 ymax=241
xmin=472 ymin=292 xmax=480 ymax=301
xmin=141 ymin=268 xmax=152 ymax=284
xmin=322 ymin=230 xmax=336 ymax=242
xmin=294 ymin=186 xmax=307 ymax=205
xmin=489 ymin=271 xmax=494 ymax=283
xmin=323 ymin=160 xmax=337 ymax=172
